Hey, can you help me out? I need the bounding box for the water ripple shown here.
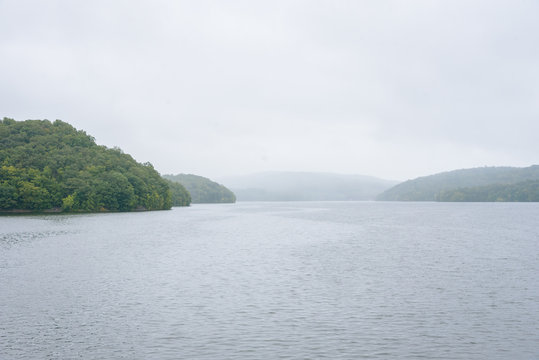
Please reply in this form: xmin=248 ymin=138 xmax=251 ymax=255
xmin=1 ymin=203 xmax=538 ymax=359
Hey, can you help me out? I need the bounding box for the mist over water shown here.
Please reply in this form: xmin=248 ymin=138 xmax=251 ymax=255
xmin=1 ymin=202 xmax=538 ymax=359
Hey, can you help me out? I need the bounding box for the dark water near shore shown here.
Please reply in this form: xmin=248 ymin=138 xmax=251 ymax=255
xmin=1 ymin=202 xmax=538 ymax=359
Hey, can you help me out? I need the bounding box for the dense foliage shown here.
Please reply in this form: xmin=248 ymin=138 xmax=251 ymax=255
xmin=377 ymin=166 xmax=539 ymax=201
xmin=0 ymin=118 xmax=190 ymax=212
xmin=437 ymin=181 xmax=539 ymax=202
xmin=163 ymin=174 xmax=236 ymax=203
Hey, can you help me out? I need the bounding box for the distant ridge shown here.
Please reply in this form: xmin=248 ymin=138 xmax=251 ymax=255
xmin=164 ymin=173 xmax=236 ymax=204
xmin=219 ymin=171 xmax=398 ymax=201
xmin=377 ymin=165 xmax=539 ymax=201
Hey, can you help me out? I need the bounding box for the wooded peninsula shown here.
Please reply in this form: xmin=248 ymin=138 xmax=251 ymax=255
xmin=0 ymin=118 xmax=190 ymax=212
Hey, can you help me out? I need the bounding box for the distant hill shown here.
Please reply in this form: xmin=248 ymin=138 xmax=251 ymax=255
xmin=218 ymin=172 xmax=398 ymax=201
xmin=0 ymin=118 xmax=190 ymax=212
xmin=164 ymin=174 xmax=236 ymax=204
xmin=377 ymin=165 xmax=539 ymax=201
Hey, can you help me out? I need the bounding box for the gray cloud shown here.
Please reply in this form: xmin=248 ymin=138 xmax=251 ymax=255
xmin=1 ymin=0 xmax=538 ymax=180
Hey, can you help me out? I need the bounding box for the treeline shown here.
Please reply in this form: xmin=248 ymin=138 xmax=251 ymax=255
xmin=0 ymin=118 xmax=190 ymax=212
xmin=163 ymin=174 xmax=235 ymax=203
xmin=437 ymin=181 xmax=539 ymax=202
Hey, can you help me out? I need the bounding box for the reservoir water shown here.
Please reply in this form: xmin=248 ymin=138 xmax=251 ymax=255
xmin=1 ymin=202 xmax=538 ymax=359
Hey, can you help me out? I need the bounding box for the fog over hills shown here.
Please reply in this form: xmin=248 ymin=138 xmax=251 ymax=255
xmin=218 ymin=172 xmax=397 ymax=201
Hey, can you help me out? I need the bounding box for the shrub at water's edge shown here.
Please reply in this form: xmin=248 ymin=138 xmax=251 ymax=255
xmin=163 ymin=174 xmax=236 ymax=203
xmin=0 ymin=118 xmax=190 ymax=212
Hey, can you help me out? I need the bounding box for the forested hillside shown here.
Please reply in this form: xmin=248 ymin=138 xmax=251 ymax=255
xmin=377 ymin=166 xmax=539 ymax=201
xmin=164 ymin=174 xmax=236 ymax=203
xmin=0 ymin=118 xmax=190 ymax=212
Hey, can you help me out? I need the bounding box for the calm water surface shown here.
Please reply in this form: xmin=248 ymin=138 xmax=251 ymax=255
xmin=1 ymin=202 xmax=538 ymax=359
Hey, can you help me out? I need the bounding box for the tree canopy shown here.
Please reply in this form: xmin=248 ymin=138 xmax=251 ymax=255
xmin=0 ymin=118 xmax=190 ymax=212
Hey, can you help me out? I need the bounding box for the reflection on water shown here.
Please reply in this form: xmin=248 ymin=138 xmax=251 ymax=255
xmin=1 ymin=202 xmax=538 ymax=359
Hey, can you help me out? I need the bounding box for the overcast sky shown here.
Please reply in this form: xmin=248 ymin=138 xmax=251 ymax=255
xmin=1 ymin=0 xmax=538 ymax=181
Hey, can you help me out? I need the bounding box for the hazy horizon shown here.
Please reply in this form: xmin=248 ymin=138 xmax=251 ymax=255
xmin=2 ymin=1 xmax=538 ymax=181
